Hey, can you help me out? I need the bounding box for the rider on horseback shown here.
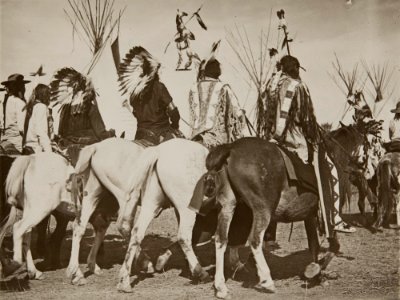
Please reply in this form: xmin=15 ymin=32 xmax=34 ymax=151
xmin=130 ymin=66 xmax=183 ymax=145
xmin=22 ymin=84 xmax=53 ymax=154
xmin=118 ymin=46 xmax=184 ymax=145
xmin=51 ymin=68 xmax=116 ymax=165
xmin=386 ymin=102 xmax=400 ymax=152
xmin=188 ymin=57 xmax=246 ymax=148
xmin=0 ymin=74 xmax=30 ymax=154
xmin=263 ymin=55 xmax=355 ymax=234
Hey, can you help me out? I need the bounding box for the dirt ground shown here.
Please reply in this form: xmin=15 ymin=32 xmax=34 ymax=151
xmin=1 ymin=205 xmax=399 ymax=300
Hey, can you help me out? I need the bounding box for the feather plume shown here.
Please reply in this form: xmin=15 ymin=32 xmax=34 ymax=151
xmin=118 ymin=46 xmax=160 ymax=100
xmin=194 ymin=12 xmax=207 ymax=30
xmin=50 ymin=67 xmax=95 ymax=113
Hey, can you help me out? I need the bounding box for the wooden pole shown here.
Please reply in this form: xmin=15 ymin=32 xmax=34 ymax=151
xmin=313 ymin=147 xmax=332 ymax=238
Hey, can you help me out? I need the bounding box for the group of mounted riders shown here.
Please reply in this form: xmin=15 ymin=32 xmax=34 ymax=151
xmin=0 ymin=48 xmax=398 ymax=282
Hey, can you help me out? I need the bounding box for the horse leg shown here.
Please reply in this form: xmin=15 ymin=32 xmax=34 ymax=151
xmin=117 ymin=200 xmax=159 ymax=293
xmin=13 ymin=207 xmax=51 ymax=265
xmin=23 ymin=230 xmax=44 ymax=280
xmin=214 ymin=203 xmax=236 ymax=299
xmin=248 ymin=209 xmax=275 ymax=294
xmin=66 ymin=170 xmax=101 ymax=286
xmin=264 ymin=220 xmax=278 ymax=248
xmin=213 ymin=169 xmax=237 ymax=299
xmin=87 ymin=212 xmax=110 ymax=275
xmin=176 ymin=206 xmax=210 ymax=282
xmin=46 ymin=211 xmax=69 ymax=270
xmin=35 ymin=215 xmax=50 ymax=258
xmin=116 ymin=189 xmax=139 ymax=240
xmin=228 ymin=246 xmax=249 ymax=280
xmin=303 ymin=216 xmax=321 ymax=279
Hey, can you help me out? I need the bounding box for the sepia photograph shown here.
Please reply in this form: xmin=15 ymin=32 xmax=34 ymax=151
xmin=0 ymin=0 xmax=399 ymax=299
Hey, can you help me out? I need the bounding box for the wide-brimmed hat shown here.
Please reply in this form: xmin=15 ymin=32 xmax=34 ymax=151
xmin=391 ymin=102 xmax=400 ymax=113
xmin=1 ymin=74 xmax=30 ymax=86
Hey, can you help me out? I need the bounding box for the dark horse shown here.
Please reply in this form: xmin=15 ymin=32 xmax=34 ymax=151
xmin=324 ymin=123 xmax=378 ymax=224
xmin=204 ymin=138 xmax=340 ymax=298
xmin=373 ymin=151 xmax=400 ymax=229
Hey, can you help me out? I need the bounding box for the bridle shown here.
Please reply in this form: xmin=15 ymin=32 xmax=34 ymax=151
xmin=319 ymin=124 xmax=372 ymax=174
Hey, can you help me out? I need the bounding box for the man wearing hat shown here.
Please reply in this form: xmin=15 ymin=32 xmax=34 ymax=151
xmin=0 ymin=74 xmax=30 ymax=154
xmin=389 ymin=102 xmax=400 ymax=142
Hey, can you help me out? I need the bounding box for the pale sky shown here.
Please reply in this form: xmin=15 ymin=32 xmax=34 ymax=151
xmin=1 ymin=0 xmax=399 ymax=139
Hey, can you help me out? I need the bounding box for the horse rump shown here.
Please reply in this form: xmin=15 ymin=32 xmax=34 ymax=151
xmin=374 ymin=159 xmax=393 ymax=228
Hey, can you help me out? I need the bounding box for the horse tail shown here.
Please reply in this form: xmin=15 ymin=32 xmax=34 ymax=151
xmin=5 ymin=156 xmax=31 ymax=207
xmin=206 ymin=144 xmax=232 ymax=171
xmin=128 ymin=147 xmax=159 ymax=200
xmin=375 ymin=159 xmax=391 ymax=228
xmin=75 ymin=145 xmax=96 ymax=174
xmin=0 ymin=206 xmax=18 ymax=250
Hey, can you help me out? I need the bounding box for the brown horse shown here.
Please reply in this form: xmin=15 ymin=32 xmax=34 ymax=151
xmin=324 ymin=124 xmax=378 ymax=223
xmin=204 ymin=137 xmax=340 ymax=298
xmin=373 ymin=152 xmax=400 ymax=229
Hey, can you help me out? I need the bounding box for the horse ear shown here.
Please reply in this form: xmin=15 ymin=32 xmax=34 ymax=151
xmin=120 ymin=131 xmax=125 ymax=138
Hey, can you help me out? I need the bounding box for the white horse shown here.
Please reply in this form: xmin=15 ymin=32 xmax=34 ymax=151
xmin=67 ymin=138 xmax=210 ymax=292
xmin=0 ymin=152 xmax=74 ymax=279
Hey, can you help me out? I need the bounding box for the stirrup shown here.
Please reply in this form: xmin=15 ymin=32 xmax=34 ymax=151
xmin=334 ymin=221 xmax=356 ymax=233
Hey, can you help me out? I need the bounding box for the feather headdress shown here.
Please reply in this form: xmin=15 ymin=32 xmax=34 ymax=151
xmin=118 ymin=46 xmax=161 ymax=100
xmin=198 ymin=40 xmax=221 ymax=80
xmin=50 ymin=67 xmax=96 ymax=114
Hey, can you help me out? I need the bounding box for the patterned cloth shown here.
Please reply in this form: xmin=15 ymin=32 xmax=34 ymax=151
xmin=265 ymin=72 xmax=314 ymax=163
xmin=188 ymin=77 xmax=245 ymax=148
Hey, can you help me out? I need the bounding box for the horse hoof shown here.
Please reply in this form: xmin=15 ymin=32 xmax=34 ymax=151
xmin=72 ymin=276 xmax=87 ymax=286
xmin=255 ymin=280 xmax=276 ymax=293
xmin=192 ymin=263 xmax=211 ymax=283
xmin=304 ymin=262 xmax=321 ymax=279
xmin=195 ymin=269 xmax=212 ymax=284
xmin=28 ymin=271 xmax=45 ymax=280
xmin=117 ymin=282 xmax=133 ymax=293
xmin=88 ymin=263 xmax=103 ymax=276
xmin=66 ymin=266 xmax=76 ymax=279
xmin=215 ymin=288 xmax=229 ymax=299
xmin=155 ymin=250 xmax=172 ymax=272
xmin=94 ymin=265 xmax=103 ymax=276
xmin=145 ymin=261 xmax=155 ymax=274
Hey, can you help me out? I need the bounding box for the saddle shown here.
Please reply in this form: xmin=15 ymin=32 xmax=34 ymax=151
xmin=276 ymin=145 xmax=318 ymax=194
xmin=383 ymin=140 xmax=400 ymax=153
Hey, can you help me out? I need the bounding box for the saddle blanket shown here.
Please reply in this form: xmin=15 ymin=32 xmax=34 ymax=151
xmin=276 ymin=145 xmax=318 ymax=194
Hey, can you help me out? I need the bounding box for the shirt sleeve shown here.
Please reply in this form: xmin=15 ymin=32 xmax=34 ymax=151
xmin=0 ymin=100 xmax=3 ymax=130
xmin=89 ymin=103 xmax=114 ymax=140
xmin=159 ymin=82 xmax=173 ymax=106
xmin=33 ymin=104 xmax=52 ymax=152
xmin=16 ymin=99 xmax=26 ymax=134
xmin=389 ymin=119 xmax=395 ymax=139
